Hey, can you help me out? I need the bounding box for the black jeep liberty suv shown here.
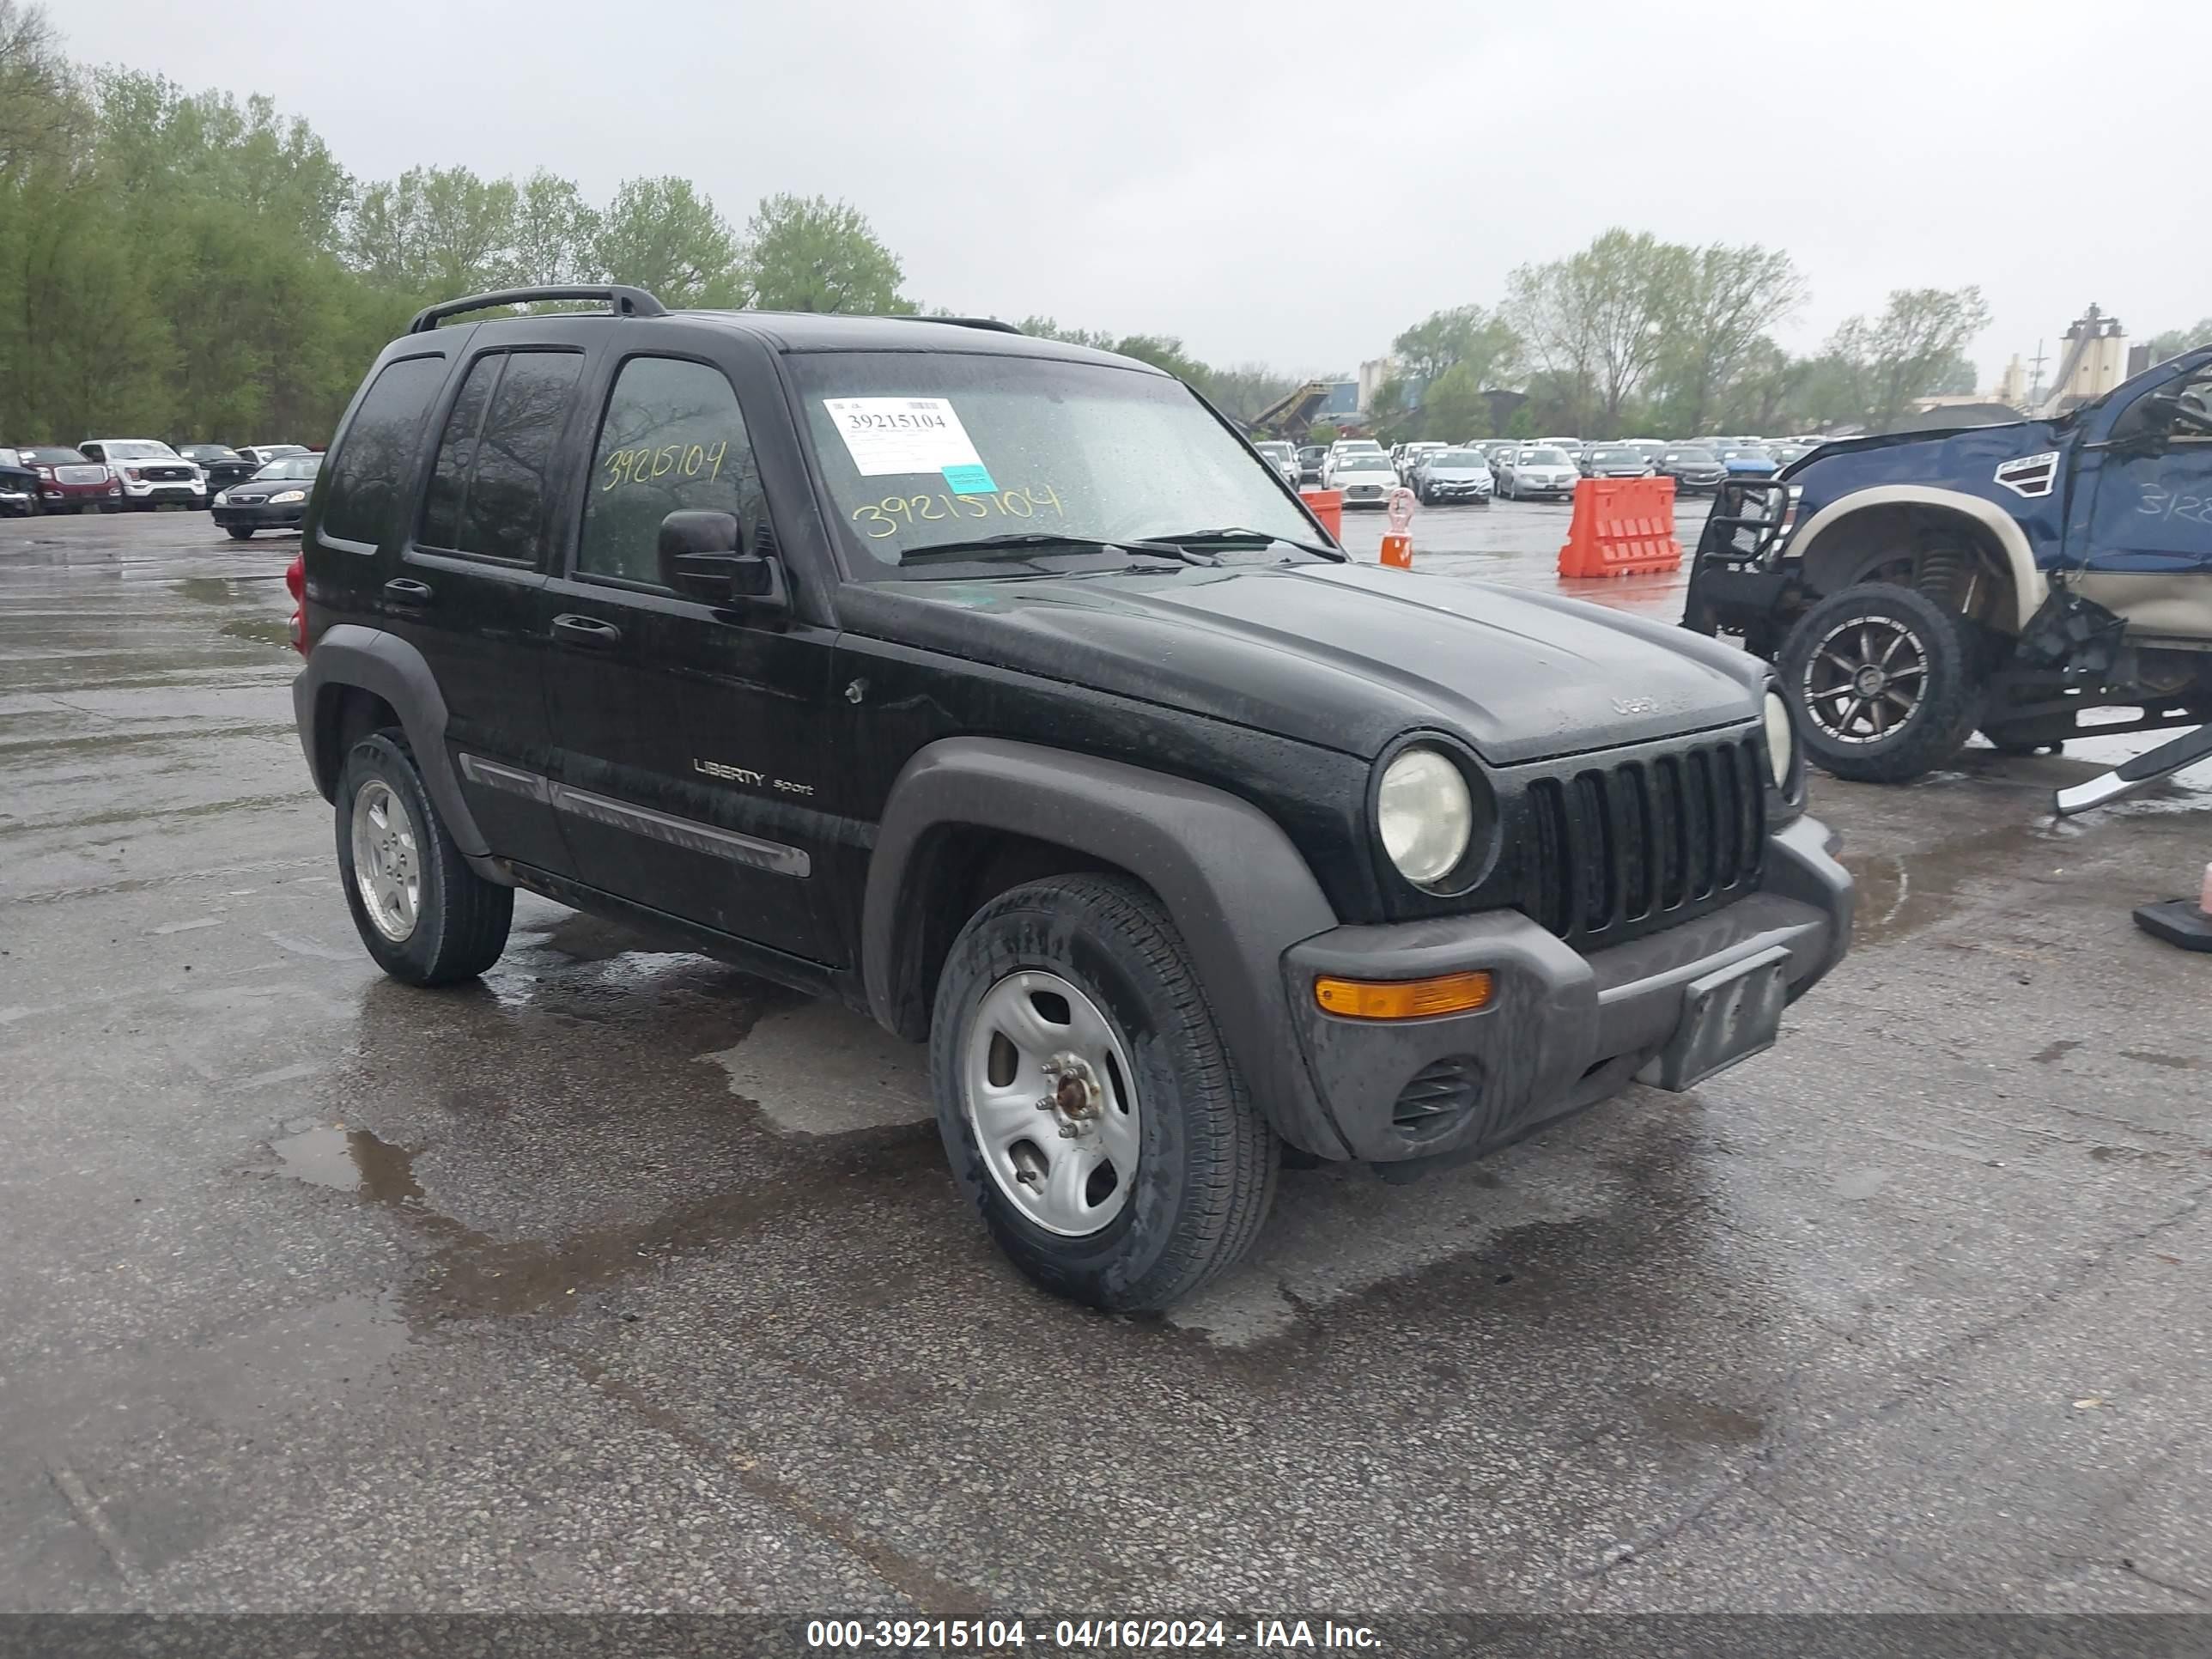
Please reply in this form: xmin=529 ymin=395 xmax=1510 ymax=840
xmin=289 ymin=285 xmax=1854 ymax=1310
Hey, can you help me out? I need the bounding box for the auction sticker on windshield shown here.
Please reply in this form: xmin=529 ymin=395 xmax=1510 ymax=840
xmin=823 ymin=398 xmax=985 ymax=477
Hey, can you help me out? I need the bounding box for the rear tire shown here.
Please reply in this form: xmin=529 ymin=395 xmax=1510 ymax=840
xmin=931 ymin=872 xmax=1279 ymax=1312
xmin=1780 ymin=583 xmax=1983 ymax=783
xmin=335 ymin=731 xmax=513 ymax=986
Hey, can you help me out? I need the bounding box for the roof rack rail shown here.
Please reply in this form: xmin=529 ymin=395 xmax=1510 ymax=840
xmin=900 ymin=315 xmax=1021 ymax=335
xmin=406 ymin=285 xmax=669 ymax=335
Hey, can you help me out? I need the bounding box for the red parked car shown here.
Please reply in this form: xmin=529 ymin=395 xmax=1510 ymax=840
xmin=14 ymin=447 xmax=121 ymax=514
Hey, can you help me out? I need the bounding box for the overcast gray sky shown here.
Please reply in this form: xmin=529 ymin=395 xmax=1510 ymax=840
xmin=74 ymin=0 xmax=2210 ymax=381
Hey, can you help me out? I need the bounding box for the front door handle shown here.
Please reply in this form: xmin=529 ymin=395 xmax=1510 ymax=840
xmin=383 ymin=578 xmax=434 ymax=605
xmin=551 ymin=613 xmax=622 ymax=647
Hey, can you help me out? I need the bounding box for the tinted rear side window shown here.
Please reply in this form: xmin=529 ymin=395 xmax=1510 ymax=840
xmin=419 ymin=355 xmax=499 ymax=551
xmin=320 ymin=355 xmax=447 ymax=546
xmin=461 ymin=352 xmax=582 ymax=562
xmin=417 ymin=349 xmax=581 ymax=562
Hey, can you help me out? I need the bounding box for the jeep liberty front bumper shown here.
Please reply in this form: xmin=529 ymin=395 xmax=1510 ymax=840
xmin=1279 ymin=816 xmax=1851 ymax=1164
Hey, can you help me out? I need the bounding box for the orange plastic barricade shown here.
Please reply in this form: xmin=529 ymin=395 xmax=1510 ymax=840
xmin=1299 ymin=488 xmax=1344 ymax=544
xmin=1379 ymin=532 xmax=1413 ymax=568
xmin=1557 ymin=477 xmax=1682 ymax=578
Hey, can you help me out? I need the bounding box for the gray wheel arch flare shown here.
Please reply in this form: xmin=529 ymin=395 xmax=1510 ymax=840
xmin=291 ymin=623 xmax=495 ymax=867
xmin=863 ymin=737 xmax=1354 ymax=1158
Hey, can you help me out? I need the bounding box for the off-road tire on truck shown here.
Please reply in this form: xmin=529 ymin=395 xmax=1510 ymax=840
xmin=931 ymin=872 xmax=1279 ymax=1312
xmin=1779 ymin=583 xmax=1984 ymax=784
xmin=335 ymin=731 xmax=514 ymax=986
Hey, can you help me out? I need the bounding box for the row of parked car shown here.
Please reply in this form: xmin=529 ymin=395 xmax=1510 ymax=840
xmin=0 ymin=440 xmax=323 ymax=538
xmin=1244 ymin=433 xmax=1827 ymax=513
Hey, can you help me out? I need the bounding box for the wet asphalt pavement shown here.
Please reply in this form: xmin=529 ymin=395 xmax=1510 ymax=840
xmin=3 ymin=503 xmax=2209 ymax=1618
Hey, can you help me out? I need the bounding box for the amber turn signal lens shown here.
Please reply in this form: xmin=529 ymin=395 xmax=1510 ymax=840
xmin=1313 ymin=971 xmax=1493 ymax=1020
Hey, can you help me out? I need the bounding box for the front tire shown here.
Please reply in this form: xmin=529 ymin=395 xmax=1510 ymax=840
xmin=336 ymin=731 xmax=513 ymax=985
xmin=931 ymin=873 xmax=1279 ymax=1312
xmin=226 ymin=526 xmax=254 ymax=540
xmin=1779 ymin=583 xmax=1983 ymax=783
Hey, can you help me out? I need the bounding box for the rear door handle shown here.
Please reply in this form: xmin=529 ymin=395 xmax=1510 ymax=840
xmin=383 ymin=578 xmax=434 ymax=605
xmin=551 ymin=613 xmax=622 ymax=647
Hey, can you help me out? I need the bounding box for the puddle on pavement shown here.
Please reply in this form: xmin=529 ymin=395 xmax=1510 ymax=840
xmin=1840 ymin=813 xmax=2087 ymax=947
xmin=272 ymin=1125 xmax=426 ymax=1202
xmin=264 ymin=1115 xmax=937 ymax=1325
xmin=219 ymin=617 xmax=294 ymax=648
xmin=1642 ymin=1394 xmax=1767 ymax=1446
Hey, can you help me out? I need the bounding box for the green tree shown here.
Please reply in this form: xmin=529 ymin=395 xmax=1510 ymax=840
xmin=1826 ymin=285 xmax=1992 ymax=430
xmin=0 ymin=0 xmax=84 ymax=180
xmin=739 ymin=192 xmax=908 ymax=313
xmin=510 ymin=169 xmax=600 ymax=287
xmin=1505 ymin=229 xmax=1691 ymax=434
xmin=1390 ymin=304 xmax=1520 ymax=392
xmin=1018 ymin=317 xmax=1213 ymax=383
xmin=347 ymin=165 xmax=517 ymax=297
xmin=592 ymin=176 xmax=741 ymax=307
xmin=1201 ymin=362 xmax=1300 ymax=423
xmin=2143 ymin=319 xmax=2212 ymax=364
xmin=1652 ymin=243 xmax=1804 ymax=433
xmin=1416 ymin=363 xmax=1489 ymax=442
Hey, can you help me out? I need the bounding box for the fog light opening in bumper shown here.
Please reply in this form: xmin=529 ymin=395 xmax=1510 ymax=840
xmin=1313 ymin=970 xmax=1493 ymax=1020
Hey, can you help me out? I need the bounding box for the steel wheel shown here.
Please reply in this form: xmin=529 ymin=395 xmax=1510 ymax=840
xmin=349 ymin=779 xmax=421 ymax=942
xmin=963 ymin=969 xmax=1139 ymax=1237
xmin=1802 ymin=615 xmax=1929 ymax=745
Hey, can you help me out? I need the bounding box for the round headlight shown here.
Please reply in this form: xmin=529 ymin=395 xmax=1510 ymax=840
xmin=1377 ymin=747 xmax=1473 ymax=885
xmin=1763 ymin=690 xmax=1796 ymax=789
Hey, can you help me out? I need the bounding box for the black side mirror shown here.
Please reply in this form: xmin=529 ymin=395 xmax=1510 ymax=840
xmin=656 ymin=510 xmax=787 ymax=611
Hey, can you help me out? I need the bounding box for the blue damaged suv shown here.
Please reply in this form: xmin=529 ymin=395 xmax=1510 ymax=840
xmin=1684 ymin=345 xmax=2212 ymax=781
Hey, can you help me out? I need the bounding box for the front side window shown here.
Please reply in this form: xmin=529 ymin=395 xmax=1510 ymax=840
xmin=577 ymin=356 xmax=764 ymax=586
xmin=788 ymin=351 xmax=1317 ymax=574
xmin=322 ymin=356 xmax=447 ymax=546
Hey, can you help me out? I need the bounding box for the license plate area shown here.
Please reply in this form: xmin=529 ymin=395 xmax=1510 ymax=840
xmin=1653 ymin=945 xmax=1790 ymax=1091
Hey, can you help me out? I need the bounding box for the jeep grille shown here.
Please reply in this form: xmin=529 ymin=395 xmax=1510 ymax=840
xmin=1522 ymin=738 xmax=1765 ymax=944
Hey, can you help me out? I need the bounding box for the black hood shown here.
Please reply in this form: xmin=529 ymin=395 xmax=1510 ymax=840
xmin=838 ymin=562 xmax=1762 ymax=764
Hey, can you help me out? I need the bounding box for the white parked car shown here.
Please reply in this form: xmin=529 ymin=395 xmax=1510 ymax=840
xmin=1252 ymin=440 xmax=1300 ymax=487
xmin=1322 ymin=450 xmax=1399 ymax=508
xmin=77 ymin=439 xmax=208 ymax=509
xmin=1395 ymin=441 xmax=1446 ymax=482
xmin=1494 ymin=445 xmax=1583 ymax=501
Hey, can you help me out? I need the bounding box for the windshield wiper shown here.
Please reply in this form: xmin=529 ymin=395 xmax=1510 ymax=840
xmin=897 ymin=532 xmax=1217 ymax=568
xmin=1149 ymin=526 xmax=1346 ymax=562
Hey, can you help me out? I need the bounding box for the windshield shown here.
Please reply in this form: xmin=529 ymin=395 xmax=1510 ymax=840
xmin=1522 ymin=447 xmax=1571 ymax=465
xmin=21 ymin=447 xmax=85 ymax=465
xmin=250 ymin=456 xmax=322 ymax=481
xmin=103 ymin=441 xmax=178 ymax=460
xmin=1592 ymin=447 xmax=1639 ymax=464
xmin=1667 ymin=447 xmax=1717 ymax=462
xmin=1334 ymin=455 xmax=1393 ymax=472
xmin=1255 ymin=442 xmax=1292 ymax=459
xmin=788 ymin=351 xmax=1319 ymax=573
xmin=1719 ymin=447 xmax=1769 ymax=459
xmin=183 ymin=445 xmax=241 ymax=461
xmin=1430 ymin=450 xmax=1484 ymax=466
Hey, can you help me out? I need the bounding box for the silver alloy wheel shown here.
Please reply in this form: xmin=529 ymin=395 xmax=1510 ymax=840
xmin=1802 ymin=616 xmax=1929 ymax=745
xmin=349 ymin=778 xmax=422 ymax=942
xmin=963 ymin=969 xmax=1140 ymax=1237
